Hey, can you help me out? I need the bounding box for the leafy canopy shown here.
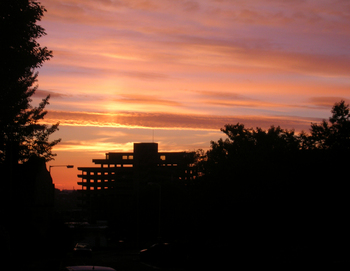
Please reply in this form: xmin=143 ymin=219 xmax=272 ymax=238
xmin=202 ymin=100 xmax=350 ymax=177
xmin=0 ymin=0 xmax=60 ymax=163
xmin=309 ymin=100 xmax=350 ymax=150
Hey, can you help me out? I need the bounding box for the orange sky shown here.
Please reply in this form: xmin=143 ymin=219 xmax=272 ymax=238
xmin=35 ymin=0 xmax=350 ymax=190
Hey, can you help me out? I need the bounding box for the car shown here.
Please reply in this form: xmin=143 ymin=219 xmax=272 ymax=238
xmin=73 ymin=243 xmax=92 ymax=257
xmin=65 ymin=266 xmax=116 ymax=271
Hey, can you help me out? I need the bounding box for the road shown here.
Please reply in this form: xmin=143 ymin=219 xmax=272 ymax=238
xmin=62 ymin=249 xmax=186 ymax=271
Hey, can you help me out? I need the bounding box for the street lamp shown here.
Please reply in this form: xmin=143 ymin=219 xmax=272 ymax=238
xmin=49 ymin=164 xmax=74 ymax=173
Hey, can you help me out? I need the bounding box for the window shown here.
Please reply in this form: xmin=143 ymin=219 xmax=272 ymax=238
xmin=128 ymin=155 xmax=133 ymax=159
xmin=122 ymin=155 xmax=128 ymax=160
xmin=160 ymin=155 xmax=166 ymax=161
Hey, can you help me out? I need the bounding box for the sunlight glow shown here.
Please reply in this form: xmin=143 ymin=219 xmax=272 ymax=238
xmin=37 ymin=0 xmax=350 ymax=189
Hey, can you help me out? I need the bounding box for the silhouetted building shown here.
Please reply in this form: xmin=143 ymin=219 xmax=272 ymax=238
xmin=77 ymin=143 xmax=197 ymax=222
xmin=1 ymin=156 xmax=55 ymax=258
xmin=16 ymin=157 xmax=55 ymax=237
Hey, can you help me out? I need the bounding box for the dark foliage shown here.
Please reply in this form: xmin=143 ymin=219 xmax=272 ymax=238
xmin=193 ymin=101 xmax=350 ymax=267
xmin=308 ymin=100 xmax=350 ymax=150
xmin=0 ymin=0 xmax=60 ymax=164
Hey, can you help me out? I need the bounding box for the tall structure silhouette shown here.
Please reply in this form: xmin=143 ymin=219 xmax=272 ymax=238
xmin=77 ymin=143 xmax=197 ymax=222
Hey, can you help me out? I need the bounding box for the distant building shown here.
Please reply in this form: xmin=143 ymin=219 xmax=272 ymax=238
xmin=77 ymin=143 xmax=197 ymax=222
xmin=1 ymin=156 xmax=55 ymax=254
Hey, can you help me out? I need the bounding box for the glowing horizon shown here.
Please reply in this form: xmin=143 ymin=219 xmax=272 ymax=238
xmin=36 ymin=0 xmax=350 ymax=189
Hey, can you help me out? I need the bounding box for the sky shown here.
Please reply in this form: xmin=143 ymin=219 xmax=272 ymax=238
xmin=34 ymin=0 xmax=350 ymax=190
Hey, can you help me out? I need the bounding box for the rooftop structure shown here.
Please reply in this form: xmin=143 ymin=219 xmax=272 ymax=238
xmin=77 ymin=143 xmax=197 ymax=222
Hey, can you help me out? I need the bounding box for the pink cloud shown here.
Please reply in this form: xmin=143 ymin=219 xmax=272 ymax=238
xmin=308 ymin=97 xmax=350 ymax=108
xmin=44 ymin=110 xmax=317 ymax=132
xmin=34 ymin=89 xmax=69 ymax=99
xmin=115 ymin=94 xmax=182 ymax=107
xmin=38 ymin=0 xmax=350 ymax=191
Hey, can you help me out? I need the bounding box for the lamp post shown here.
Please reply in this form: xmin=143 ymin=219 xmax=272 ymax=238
xmin=49 ymin=164 xmax=74 ymax=173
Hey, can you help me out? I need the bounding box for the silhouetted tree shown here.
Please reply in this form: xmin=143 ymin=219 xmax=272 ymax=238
xmin=195 ymin=101 xmax=350 ymax=266
xmin=308 ymin=100 xmax=350 ymax=150
xmin=0 ymin=1 xmax=60 ymax=164
xmin=202 ymin=101 xmax=350 ymax=178
xmin=203 ymin=123 xmax=301 ymax=180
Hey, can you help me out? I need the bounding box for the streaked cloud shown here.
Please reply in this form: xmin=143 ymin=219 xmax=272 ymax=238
xmin=38 ymin=0 xmax=350 ymax=189
xmin=44 ymin=110 xmax=315 ymax=132
xmin=115 ymin=94 xmax=182 ymax=107
xmin=309 ymin=97 xmax=350 ymax=109
xmin=53 ymin=140 xmax=134 ymax=153
xmin=34 ymin=89 xmax=70 ymax=99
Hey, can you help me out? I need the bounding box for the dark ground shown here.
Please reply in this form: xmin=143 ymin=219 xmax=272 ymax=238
xmin=25 ymin=248 xmax=167 ymax=271
xmin=63 ymin=249 xmax=153 ymax=271
xmin=23 ymin=246 xmax=350 ymax=271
